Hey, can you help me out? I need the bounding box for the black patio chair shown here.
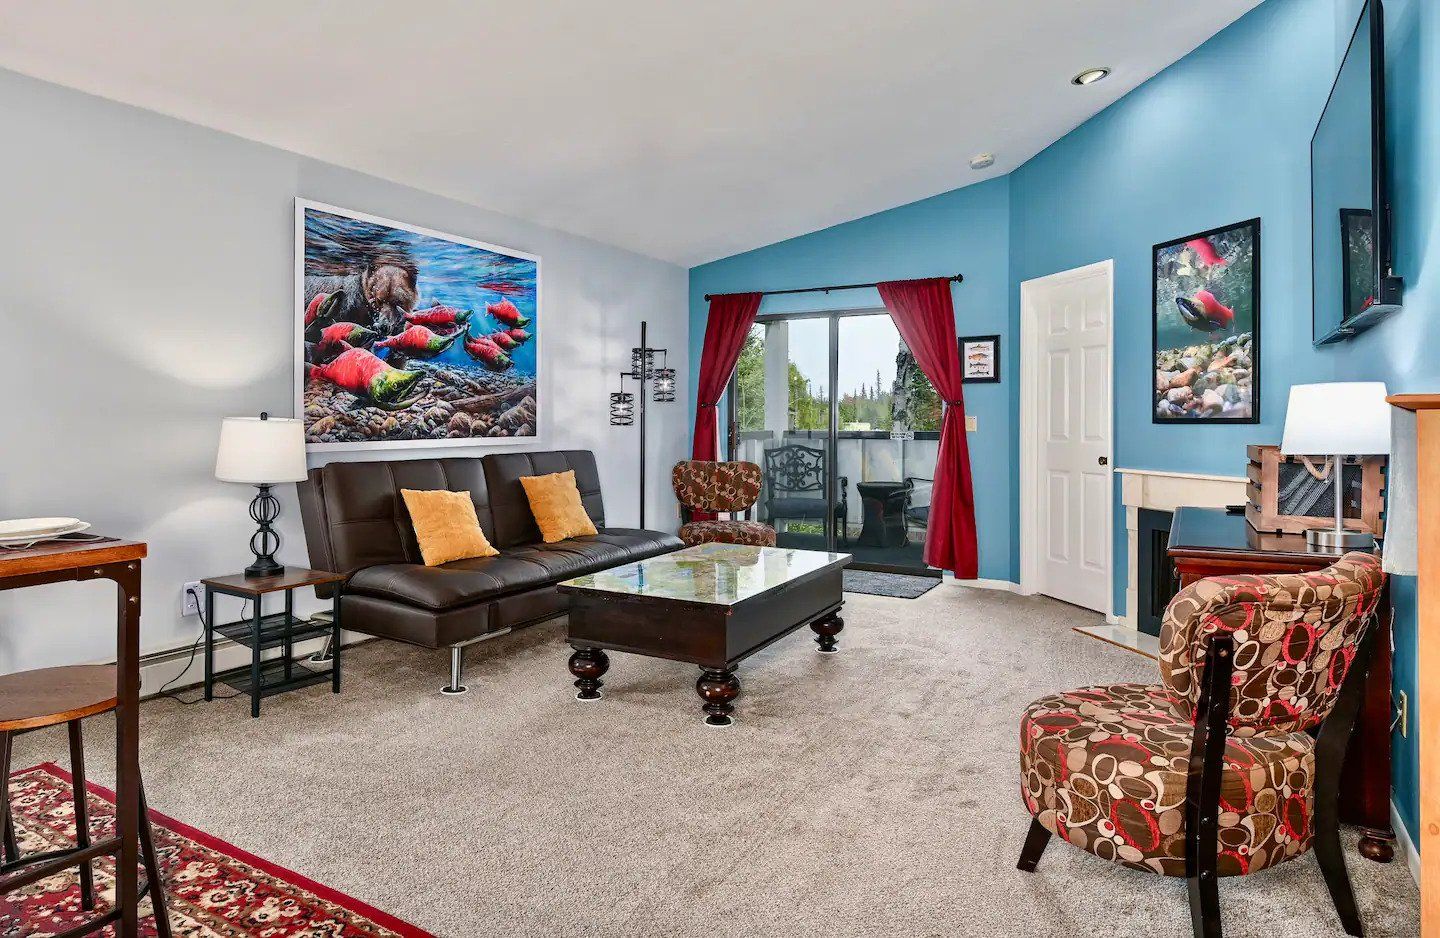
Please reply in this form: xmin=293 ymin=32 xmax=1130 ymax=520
xmin=904 ymin=476 xmax=932 ymax=533
xmin=762 ymin=443 xmax=848 ymax=546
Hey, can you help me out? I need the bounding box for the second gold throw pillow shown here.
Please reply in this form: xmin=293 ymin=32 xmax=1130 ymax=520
xmin=518 ymin=470 xmax=598 ymax=542
xmin=400 ymin=489 xmax=499 ymax=566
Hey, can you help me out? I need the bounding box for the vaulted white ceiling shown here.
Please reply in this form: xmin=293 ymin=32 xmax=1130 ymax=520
xmin=0 ymin=0 xmax=1263 ymax=266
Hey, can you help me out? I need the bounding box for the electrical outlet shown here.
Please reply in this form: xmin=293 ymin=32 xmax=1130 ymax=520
xmin=1397 ymin=690 xmax=1409 ymax=738
xmin=181 ymin=581 xmax=203 ymax=617
xmin=965 ymin=415 xmax=978 ymax=432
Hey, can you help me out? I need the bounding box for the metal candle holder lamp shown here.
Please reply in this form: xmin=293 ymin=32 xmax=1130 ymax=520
xmin=610 ymin=321 xmax=674 ymax=527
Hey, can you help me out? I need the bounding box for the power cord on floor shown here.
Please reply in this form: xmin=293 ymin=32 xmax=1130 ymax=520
xmin=158 ymin=587 xmax=246 ymax=704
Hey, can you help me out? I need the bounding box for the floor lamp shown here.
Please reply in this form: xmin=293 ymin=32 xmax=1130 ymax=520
xmin=610 ymin=320 xmax=675 ymax=528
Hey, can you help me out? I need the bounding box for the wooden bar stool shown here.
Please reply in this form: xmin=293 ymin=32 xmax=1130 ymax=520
xmin=0 ymin=665 xmax=171 ymax=937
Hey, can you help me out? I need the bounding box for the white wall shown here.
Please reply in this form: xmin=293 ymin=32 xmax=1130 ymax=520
xmin=0 ymin=68 xmax=689 ymax=675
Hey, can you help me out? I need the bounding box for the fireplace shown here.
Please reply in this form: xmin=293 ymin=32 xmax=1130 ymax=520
xmin=1136 ymin=508 xmax=1179 ymax=636
xmin=1072 ymin=468 xmax=1245 ymax=657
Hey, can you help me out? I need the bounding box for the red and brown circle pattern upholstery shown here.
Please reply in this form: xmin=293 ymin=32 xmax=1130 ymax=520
xmin=1159 ymin=552 xmax=1385 ymax=737
xmin=1020 ymin=683 xmax=1315 ymax=877
xmin=1019 ymin=552 xmax=1382 ymax=879
xmin=671 ymin=460 xmax=763 ymax=514
xmin=672 ymin=460 xmax=775 ymax=547
xmin=678 ymin=519 xmax=777 ymax=547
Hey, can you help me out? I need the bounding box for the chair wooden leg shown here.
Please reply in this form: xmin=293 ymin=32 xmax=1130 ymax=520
xmin=1185 ymin=635 xmax=1234 ymax=938
xmin=1314 ymin=798 xmax=1363 ymax=937
xmin=1016 ymin=817 xmax=1051 ymax=872
xmin=65 ymin=720 xmax=96 ymax=911
xmin=1187 ymin=871 xmax=1222 ymax=938
xmin=1312 ymin=623 xmax=1378 ymax=938
xmin=0 ymin=731 xmax=17 ymax=864
xmin=1 ymin=808 xmax=14 ymax=865
xmin=138 ymin=776 xmax=173 ymax=938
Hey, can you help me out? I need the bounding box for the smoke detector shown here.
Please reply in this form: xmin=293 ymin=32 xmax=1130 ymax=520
xmin=969 ymin=153 xmax=995 ymax=170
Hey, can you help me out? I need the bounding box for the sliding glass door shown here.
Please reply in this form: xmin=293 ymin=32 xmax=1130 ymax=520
xmin=727 ymin=310 xmax=940 ymax=576
xmin=730 ymin=317 xmax=839 ymax=551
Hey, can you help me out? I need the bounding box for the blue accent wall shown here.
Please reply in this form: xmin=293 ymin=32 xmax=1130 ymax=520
xmin=688 ymin=0 xmax=1437 ymax=843
xmin=1011 ymin=0 xmax=1354 ymax=620
xmin=1323 ymin=0 xmax=1438 ymax=846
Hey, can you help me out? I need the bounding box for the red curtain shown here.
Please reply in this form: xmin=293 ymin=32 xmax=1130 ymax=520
xmin=876 ymin=278 xmax=978 ymax=578
xmin=692 ymin=292 xmax=763 ymax=462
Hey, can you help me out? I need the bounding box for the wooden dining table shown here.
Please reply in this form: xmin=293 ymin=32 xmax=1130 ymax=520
xmin=0 ymin=537 xmax=147 ymax=936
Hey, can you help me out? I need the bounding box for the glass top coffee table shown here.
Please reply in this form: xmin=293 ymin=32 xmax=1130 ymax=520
xmin=558 ymin=543 xmax=851 ymax=726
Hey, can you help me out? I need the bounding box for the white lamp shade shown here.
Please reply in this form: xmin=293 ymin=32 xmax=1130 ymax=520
xmin=1280 ymin=382 xmax=1391 ymax=456
xmin=215 ymin=416 xmax=308 ymax=483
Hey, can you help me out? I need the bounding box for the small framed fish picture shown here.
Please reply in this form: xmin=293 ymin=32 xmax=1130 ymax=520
xmin=295 ymin=200 xmax=540 ymax=451
xmin=960 ymin=335 xmax=1000 ymax=383
xmin=1152 ymin=218 xmax=1260 ymax=424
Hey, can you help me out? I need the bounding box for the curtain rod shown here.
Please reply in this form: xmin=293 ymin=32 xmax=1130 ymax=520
xmin=703 ymin=274 xmax=963 ymax=302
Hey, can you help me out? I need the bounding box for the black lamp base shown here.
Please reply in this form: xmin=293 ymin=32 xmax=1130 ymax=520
xmin=244 ymin=484 xmax=285 ymax=579
xmin=244 ymin=557 xmax=286 ymax=579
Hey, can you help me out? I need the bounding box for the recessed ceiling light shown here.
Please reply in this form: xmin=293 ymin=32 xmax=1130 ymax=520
xmin=969 ymin=153 xmax=995 ymax=170
xmin=1072 ymin=67 xmax=1111 ymax=86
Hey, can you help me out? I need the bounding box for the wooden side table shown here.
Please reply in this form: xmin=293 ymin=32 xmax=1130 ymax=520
xmin=1167 ymin=506 xmax=1396 ymax=862
xmin=201 ymin=567 xmax=344 ymax=718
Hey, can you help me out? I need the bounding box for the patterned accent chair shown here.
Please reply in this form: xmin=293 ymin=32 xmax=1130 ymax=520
xmin=1017 ymin=552 xmax=1385 ymax=938
xmin=672 ymin=461 xmax=776 ymax=547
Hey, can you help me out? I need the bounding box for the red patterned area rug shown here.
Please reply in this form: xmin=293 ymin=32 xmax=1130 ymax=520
xmin=2 ymin=763 xmax=432 ymax=937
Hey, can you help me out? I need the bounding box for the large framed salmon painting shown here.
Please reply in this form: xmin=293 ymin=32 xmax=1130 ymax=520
xmin=1152 ymin=218 xmax=1260 ymax=424
xmin=295 ymin=200 xmax=540 ymax=451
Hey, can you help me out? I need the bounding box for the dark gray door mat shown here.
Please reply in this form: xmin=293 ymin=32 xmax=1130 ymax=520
xmin=842 ymin=569 xmax=941 ymax=599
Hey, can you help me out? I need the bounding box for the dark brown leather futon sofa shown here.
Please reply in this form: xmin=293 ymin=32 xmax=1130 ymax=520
xmin=297 ymin=450 xmax=683 ymax=694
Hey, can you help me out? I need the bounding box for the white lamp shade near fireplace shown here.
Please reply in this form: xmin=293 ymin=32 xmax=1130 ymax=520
xmin=215 ymin=416 xmax=308 ymax=483
xmin=1280 ymin=382 xmax=1391 ymax=456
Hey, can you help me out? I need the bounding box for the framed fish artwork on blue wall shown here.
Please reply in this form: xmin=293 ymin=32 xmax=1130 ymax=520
xmin=294 ymin=200 xmax=540 ymax=451
xmin=1152 ymin=218 xmax=1260 ymax=424
xmin=959 ymin=334 xmax=1000 ymax=383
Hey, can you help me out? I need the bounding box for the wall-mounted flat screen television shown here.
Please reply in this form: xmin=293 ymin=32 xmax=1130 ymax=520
xmin=1311 ymin=0 xmax=1403 ymax=345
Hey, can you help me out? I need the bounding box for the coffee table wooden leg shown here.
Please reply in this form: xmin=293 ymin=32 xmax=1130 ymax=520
xmin=697 ymin=667 xmax=740 ymax=726
xmin=569 ymin=647 xmax=609 ymax=701
xmin=811 ymin=613 xmax=844 ymax=654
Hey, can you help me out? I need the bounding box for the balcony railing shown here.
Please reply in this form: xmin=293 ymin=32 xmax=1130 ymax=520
xmin=732 ymin=429 xmax=937 ymax=530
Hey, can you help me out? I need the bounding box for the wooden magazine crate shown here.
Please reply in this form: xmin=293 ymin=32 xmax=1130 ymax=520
xmin=1245 ymin=444 xmax=1385 ymax=537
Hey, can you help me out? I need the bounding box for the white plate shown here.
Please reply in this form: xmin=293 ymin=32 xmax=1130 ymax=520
xmin=0 ymin=517 xmax=81 ymax=537
xmin=0 ymin=521 xmax=91 ymax=546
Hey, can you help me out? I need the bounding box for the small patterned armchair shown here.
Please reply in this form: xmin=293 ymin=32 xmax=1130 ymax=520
xmin=1017 ymin=552 xmax=1385 ymax=938
xmin=672 ymin=461 xmax=777 ymax=548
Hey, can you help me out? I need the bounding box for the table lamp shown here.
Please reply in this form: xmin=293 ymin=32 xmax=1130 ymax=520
xmin=215 ymin=412 xmax=307 ymax=577
xmin=1280 ymin=382 xmax=1389 ymax=550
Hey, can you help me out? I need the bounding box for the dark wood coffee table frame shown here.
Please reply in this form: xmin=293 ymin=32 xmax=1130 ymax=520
xmin=560 ymin=561 xmax=847 ymax=726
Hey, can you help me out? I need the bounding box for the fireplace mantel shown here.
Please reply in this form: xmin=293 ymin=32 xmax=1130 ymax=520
xmin=1117 ymin=468 xmax=1247 ymax=631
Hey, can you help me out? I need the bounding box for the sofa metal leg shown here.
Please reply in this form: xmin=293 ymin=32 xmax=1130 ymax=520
xmin=1016 ymin=817 xmax=1051 ymax=872
xmin=441 ymin=645 xmax=468 ymax=696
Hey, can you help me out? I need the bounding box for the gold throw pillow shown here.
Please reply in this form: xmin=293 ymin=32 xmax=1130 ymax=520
xmin=400 ymin=489 xmax=499 ymax=567
xmin=518 ymin=470 xmax=598 ymax=542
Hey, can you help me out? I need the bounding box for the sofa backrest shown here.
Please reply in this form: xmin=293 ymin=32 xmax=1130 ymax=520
xmin=483 ymin=450 xmax=605 ymax=547
xmin=297 ymin=450 xmax=605 ymax=575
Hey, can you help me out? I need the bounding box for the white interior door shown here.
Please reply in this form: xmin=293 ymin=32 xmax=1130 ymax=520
xmin=1023 ymin=263 xmax=1113 ymax=613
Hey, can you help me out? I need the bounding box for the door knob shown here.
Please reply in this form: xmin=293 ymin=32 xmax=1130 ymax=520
xmin=1098 ymin=456 xmax=1109 ymax=466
